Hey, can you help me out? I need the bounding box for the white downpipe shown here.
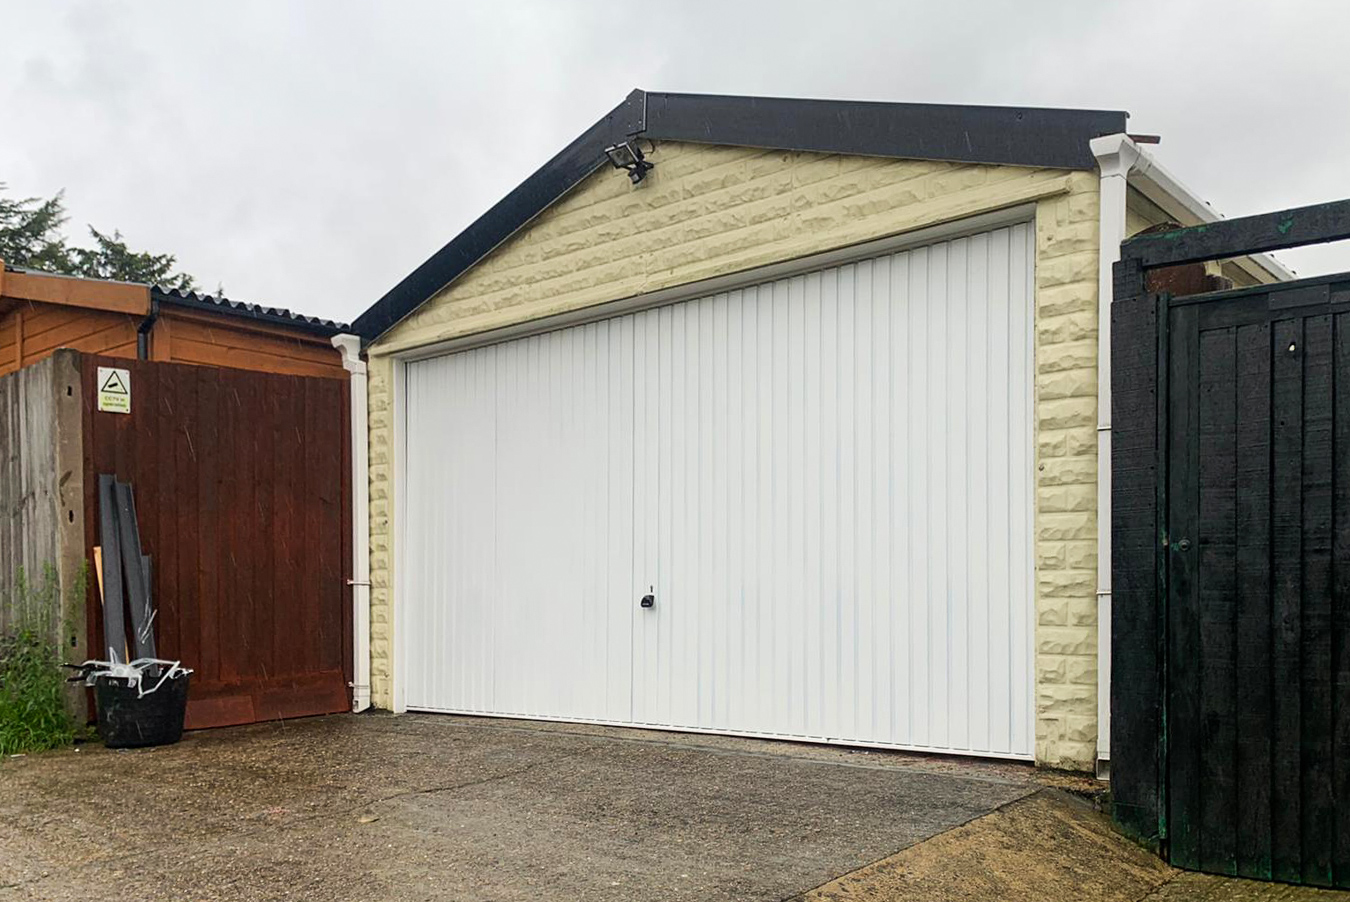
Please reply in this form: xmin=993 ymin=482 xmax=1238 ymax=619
xmin=1089 ymin=134 xmax=1142 ymax=779
xmin=333 ymin=334 xmax=372 ymax=713
xmin=1086 ymin=135 xmax=1295 ymax=780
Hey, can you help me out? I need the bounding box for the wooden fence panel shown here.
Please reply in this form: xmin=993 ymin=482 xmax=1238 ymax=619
xmin=0 ymin=351 xmax=87 ymax=720
xmin=81 ymin=355 xmax=351 ymax=729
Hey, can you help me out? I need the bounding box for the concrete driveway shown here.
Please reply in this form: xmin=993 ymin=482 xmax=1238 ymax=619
xmin=0 ymin=714 xmax=1340 ymax=901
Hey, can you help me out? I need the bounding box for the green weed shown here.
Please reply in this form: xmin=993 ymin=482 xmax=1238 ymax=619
xmin=0 ymin=565 xmax=76 ymax=756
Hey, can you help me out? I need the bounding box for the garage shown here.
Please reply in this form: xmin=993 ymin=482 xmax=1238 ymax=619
xmin=400 ymin=223 xmax=1035 ymax=758
xmin=353 ymin=90 xmax=1164 ymax=771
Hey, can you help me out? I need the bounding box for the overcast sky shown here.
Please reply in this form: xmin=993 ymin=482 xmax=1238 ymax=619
xmin=3 ymin=1 xmax=1348 ymax=325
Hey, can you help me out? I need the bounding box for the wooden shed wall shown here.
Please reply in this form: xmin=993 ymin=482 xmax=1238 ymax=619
xmin=153 ymin=309 xmax=345 ymax=378
xmin=0 ymin=300 xmax=342 ymax=379
xmin=0 ymin=305 xmax=138 ymax=377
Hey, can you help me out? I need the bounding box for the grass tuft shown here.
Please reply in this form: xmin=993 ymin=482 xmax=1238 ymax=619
xmin=0 ymin=566 xmax=75 ymax=756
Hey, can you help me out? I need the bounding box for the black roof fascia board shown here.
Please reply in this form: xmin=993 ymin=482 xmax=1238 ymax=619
xmin=643 ymin=92 xmax=1126 ymax=171
xmin=353 ymin=89 xmax=1127 ymax=341
xmin=352 ymin=91 xmax=645 ymax=341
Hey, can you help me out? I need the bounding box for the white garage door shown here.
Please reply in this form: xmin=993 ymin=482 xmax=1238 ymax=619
xmin=401 ymin=223 xmax=1035 ymax=758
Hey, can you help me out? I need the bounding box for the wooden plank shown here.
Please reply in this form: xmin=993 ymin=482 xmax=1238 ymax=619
xmin=248 ymin=371 xmax=275 ymax=687
xmin=1271 ymin=316 xmax=1305 ymax=883
xmin=1196 ymin=325 xmax=1238 ymax=875
xmin=20 ymin=311 xmax=139 ymax=366
xmin=184 ymin=670 xmax=349 ymax=729
xmin=184 ymin=694 xmax=256 ymax=730
xmin=156 ymin=366 xmax=180 ymax=662
xmin=254 ymin=671 xmax=349 ymax=721
xmin=1122 ymin=199 xmax=1350 ymax=270
xmin=164 ymin=307 xmax=344 ymax=349
xmin=163 ymin=314 xmax=346 ymax=378
xmin=134 ymin=362 xmax=161 ymax=653
xmin=0 ymin=371 xmax=12 ymax=634
xmin=2 ymin=270 xmax=150 ymax=314
xmin=1333 ymin=312 xmax=1350 ymax=889
xmin=317 ymin=377 xmax=343 ymax=674
xmin=1234 ymin=320 xmax=1274 ymax=879
xmin=150 ymin=314 xmax=172 ymax=361
xmin=175 ymin=364 xmax=202 ymax=675
xmin=196 ymin=366 xmax=221 ymax=682
xmin=252 ymin=378 xmax=275 ymax=685
xmin=218 ymin=371 xmax=243 ymax=682
xmin=1166 ymin=303 xmax=1202 ymax=871
xmin=1300 ymin=314 xmax=1335 ymax=887
xmin=1109 ymin=264 xmax=1164 ymax=844
xmin=272 ymin=375 xmax=300 ymax=678
xmin=303 ymin=378 xmax=323 ymax=674
xmin=234 ymin=371 xmax=258 ymax=679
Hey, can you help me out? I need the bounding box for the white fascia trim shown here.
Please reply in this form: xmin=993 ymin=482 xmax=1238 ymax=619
xmin=1126 ymin=145 xmax=1297 ymax=283
xmin=333 ymin=333 xmax=372 ymax=713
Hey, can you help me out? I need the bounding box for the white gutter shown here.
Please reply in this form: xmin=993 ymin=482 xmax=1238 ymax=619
xmin=1127 ymin=145 xmax=1296 ymax=283
xmin=333 ymin=333 xmax=372 ymax=713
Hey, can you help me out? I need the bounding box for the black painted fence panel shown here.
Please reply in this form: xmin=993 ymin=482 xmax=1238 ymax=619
xmin=1162 ymin=293 xmax=1350 ymax=886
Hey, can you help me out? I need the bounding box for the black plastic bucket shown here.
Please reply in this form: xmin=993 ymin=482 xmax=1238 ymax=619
xmin=94 ymin=671 xmax=190 ymax=749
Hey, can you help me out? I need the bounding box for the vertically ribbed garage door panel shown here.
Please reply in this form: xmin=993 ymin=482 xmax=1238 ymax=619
xmin=403 ymin=223 xmax=1035 ymax=758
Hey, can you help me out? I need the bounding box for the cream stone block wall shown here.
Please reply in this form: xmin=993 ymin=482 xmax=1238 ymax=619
xmin=365 ymin=141 xmax=1104 ymax=770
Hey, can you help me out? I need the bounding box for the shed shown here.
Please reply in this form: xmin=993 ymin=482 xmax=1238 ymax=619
xmin=0 ymin=263 xmax=356 ymax=730
xmin=0 ymin=263 xmax=347 ymax=378
xmin=345 ymin=90 xmax=1289 ymax=773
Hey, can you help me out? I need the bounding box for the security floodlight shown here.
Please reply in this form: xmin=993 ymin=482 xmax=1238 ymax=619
xmin=604 ymin=140 xmax=654 ymax=185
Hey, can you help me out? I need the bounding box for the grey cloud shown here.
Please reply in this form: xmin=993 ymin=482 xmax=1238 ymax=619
xmin=2 ymin=0 xmax=1346 ymax=323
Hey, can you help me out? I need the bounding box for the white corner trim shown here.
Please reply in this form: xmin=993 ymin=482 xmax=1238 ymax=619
xmin=390 ymin=358 xmax=409 ymax=714
xmin=332 ymin=333 xmax=372 ymax=713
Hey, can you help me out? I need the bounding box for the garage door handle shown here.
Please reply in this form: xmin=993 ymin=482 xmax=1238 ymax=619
xmin=640 ymin=593 xmax=655 ymax=609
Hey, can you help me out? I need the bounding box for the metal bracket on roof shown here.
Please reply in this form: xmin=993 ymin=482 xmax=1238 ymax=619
xmin=617 ymin=88 xmax=647 ymax=139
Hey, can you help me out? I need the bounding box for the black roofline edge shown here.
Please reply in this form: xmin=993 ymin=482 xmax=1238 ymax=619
xmin=352 ymin=91 xmax=645 ymax=342
xmin=352 ymin=89 xmax=1128 ymax=342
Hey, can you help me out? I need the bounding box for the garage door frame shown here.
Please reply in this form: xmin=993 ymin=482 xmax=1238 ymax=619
xmin=387 ymin=204 xmax=1038 ymax=755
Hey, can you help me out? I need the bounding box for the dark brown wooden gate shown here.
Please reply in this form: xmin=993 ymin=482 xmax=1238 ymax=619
xmin=1112 ymin=199 xmax=1350 ymax=886
xmin=81 ymin=355 xmax=352 ymax=729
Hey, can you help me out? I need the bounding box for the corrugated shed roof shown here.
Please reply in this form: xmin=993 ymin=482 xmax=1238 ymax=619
xmin=151 ymin=286 xmax=348 ymax=335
